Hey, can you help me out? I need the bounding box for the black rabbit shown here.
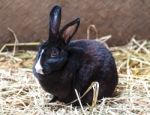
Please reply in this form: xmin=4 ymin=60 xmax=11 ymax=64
xmin=33 ymin=5 xmax=118 ymax=105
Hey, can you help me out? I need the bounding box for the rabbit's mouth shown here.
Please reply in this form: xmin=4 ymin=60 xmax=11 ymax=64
xmin=42 ymin=66 xmax=51 ymax=75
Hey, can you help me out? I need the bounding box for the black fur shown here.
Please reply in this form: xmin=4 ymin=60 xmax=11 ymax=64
xmin=33 ymin=5 xmax=118 ymax=106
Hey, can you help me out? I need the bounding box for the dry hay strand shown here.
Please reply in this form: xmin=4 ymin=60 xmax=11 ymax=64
xmin=0 ymin=37 xmax=150 ymax=115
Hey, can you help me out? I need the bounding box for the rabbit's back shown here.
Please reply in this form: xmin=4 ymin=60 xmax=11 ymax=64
xmin=69 ymin=39 xmax=114 ymax=65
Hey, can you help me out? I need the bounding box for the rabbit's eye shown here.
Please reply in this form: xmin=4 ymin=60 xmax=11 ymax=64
xmin=51 ymin=48 xmax=60 ymax=57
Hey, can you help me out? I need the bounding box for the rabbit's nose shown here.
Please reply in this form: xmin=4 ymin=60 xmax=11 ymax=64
xmin=35 ymin=67 xmax=43 ymax=75
xmin=35 ymin=59 xmax=44 ymax=74
xmin=35 ymin=50 xmax=44 ymax=75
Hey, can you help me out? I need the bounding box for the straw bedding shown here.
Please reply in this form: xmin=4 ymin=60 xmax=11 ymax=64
xmin=0 ymin=38 xmax=150 ymax=115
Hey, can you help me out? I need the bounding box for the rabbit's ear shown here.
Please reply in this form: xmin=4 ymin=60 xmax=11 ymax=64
xmin=49 ymin=5 xmax=61 ymax=36
xmin=60 ymin=18 xmax=80 ymax=44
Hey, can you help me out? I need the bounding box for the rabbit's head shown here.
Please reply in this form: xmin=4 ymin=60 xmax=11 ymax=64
xmin=34 ymin=5 xmax=81 ymax=75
